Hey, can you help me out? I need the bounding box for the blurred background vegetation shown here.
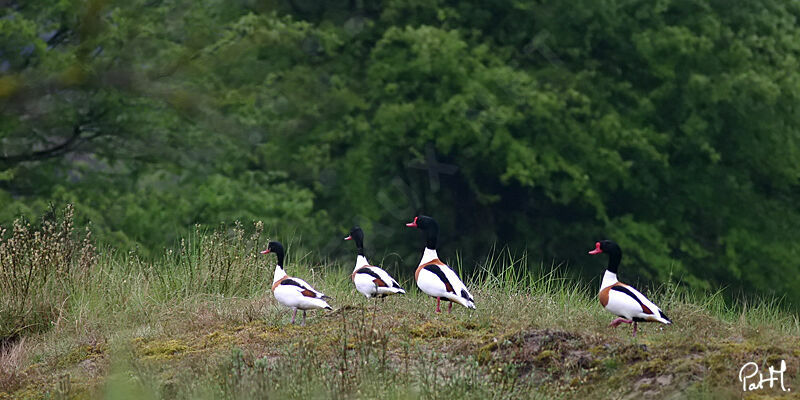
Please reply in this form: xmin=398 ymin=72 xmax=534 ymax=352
xmin=1 ymin=0 xmax=799 ymax=308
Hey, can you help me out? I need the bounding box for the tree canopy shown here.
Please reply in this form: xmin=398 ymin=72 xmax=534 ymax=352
xmin=2 ymin=0 xmax=799 ymax=307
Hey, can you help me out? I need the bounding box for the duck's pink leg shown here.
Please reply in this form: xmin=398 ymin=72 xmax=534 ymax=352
xmin=448 ymin=302 xmax=453 ymax=313
xmin=609 ymin=317 xmax=633 ymax=328
xmin=435 ymin=297 xmax=441 ymax=313
xmin=291 ymin=309 xmax=298 ymax=324
xmin=632 ymin=321 xmax=638 ymax=337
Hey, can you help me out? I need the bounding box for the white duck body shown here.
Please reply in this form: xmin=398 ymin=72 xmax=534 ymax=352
xmin=415 ymin=248 xmax=475 ymax=309
xmin=600 ymin=270 xmax=670 ymax=324
xmin=352 ymin=255 xmax=405 ymax=298
xmin=272 ymin=265 xmax=332 ymax=311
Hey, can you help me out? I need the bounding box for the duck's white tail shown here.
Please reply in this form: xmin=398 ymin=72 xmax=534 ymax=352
xmin=316 ymin=298 xmax=332 ymax=310
xmin=386 ymin=287 xmax=406 ymax=295
xmin=656 ymin=309 xmax=672 ymax=324
xmin=450 ymin=294 xmax=475 ymax=309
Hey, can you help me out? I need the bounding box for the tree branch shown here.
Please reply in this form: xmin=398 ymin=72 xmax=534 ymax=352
xmin=46 ymin=27 xmax=70 ymax=48
xmin=0 ymin=115 xmax=109 ymax=166
xmin=0 ymin=125 xmax=83 ymax=164
xmin=0 ymin=106 xmax=111 ymax=166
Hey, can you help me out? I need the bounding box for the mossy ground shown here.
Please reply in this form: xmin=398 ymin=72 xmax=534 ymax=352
xmin=1 ymin=261 xmax=798 ymax=399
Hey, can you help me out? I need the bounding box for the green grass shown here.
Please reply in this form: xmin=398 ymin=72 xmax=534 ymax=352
xmin=1 ymin=218 xmax=799 ymax=399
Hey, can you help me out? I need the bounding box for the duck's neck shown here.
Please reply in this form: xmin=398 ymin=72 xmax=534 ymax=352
xmin=424 ymin=226 xmax=438 ymax=250
xmin=353 ymin=237 xmax=366 ymax=257
xmin=354 ymin=254 xmax=369 ymax=270
xmin=419 ymin=247 xmax=439 ymax=265
xmin=600 ymin=249 xmax=621 ymax=289
xmin=274 ymin=248 xmax=285 ymax=270
xmin=601 ymin=270 xmax=618 ymax=290
xmin=607 ymin=250 xmax=621 ymax=274
xmin=273 ymin=265 xmax=287 ymax=284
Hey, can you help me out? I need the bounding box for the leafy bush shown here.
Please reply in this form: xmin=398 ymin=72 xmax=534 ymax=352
xmin=0 ymin=204 xmax=96 ymax=341
xmin=151 ymin=221 xmax=270 ymax=299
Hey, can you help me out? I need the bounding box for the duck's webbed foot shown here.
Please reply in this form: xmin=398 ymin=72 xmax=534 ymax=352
xmin=609 ymin=317 xmax=633 ymax=328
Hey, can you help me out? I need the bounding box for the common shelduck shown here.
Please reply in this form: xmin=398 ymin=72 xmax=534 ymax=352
xmin=260 ymin=241 xmax=332 ymax=325
xmin=406 ymin=216 xmax=475 ymax=312
xmin=345 ymin=226 xmax=406 ymax=299
xmin=589 ymin=240 xmax=671 ymax=336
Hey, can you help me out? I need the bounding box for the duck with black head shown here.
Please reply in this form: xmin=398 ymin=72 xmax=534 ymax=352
xmin=260 ymin=241 xmax=332 ymax=325
xmin=345 ymin=226 xmax=405 ymax=300
xmin=406 ymin=215 xmax=475 ymax=312
xmin=589 ymin=240 xmax=671 ymax=337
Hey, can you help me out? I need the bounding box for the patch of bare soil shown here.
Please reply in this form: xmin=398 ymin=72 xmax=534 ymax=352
xmin=479 ymin=328 xmax=800 ymax=399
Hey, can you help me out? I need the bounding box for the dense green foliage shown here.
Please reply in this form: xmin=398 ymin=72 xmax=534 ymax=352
xmin=2 ymin=0 xmax=800 ymax=306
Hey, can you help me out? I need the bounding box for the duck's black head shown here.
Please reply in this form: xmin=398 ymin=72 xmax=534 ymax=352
xmin=260 ymin=241 xmax=285 ymax=266
xmin=588 ymin=239 xmax=622 ymax=273
xmin=344 ymin=226 xmax=365 ymax=255
xmin=406 ymin=215 xmax=439 ymax=249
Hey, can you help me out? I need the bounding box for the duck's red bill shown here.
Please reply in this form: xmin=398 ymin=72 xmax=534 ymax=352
xmin=405 ymin=217 xmax=418 ymax=227
xmin=344 ymin=235 xmax=352 ymax=241
xmin=588 ymin=242 xmax=602 ymax=255
xmin=260 ymin=249 xmax=270 ymax=254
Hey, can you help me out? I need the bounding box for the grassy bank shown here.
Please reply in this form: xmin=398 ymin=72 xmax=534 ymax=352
xmin=1 ymin=216 xmax=799 ymax=399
